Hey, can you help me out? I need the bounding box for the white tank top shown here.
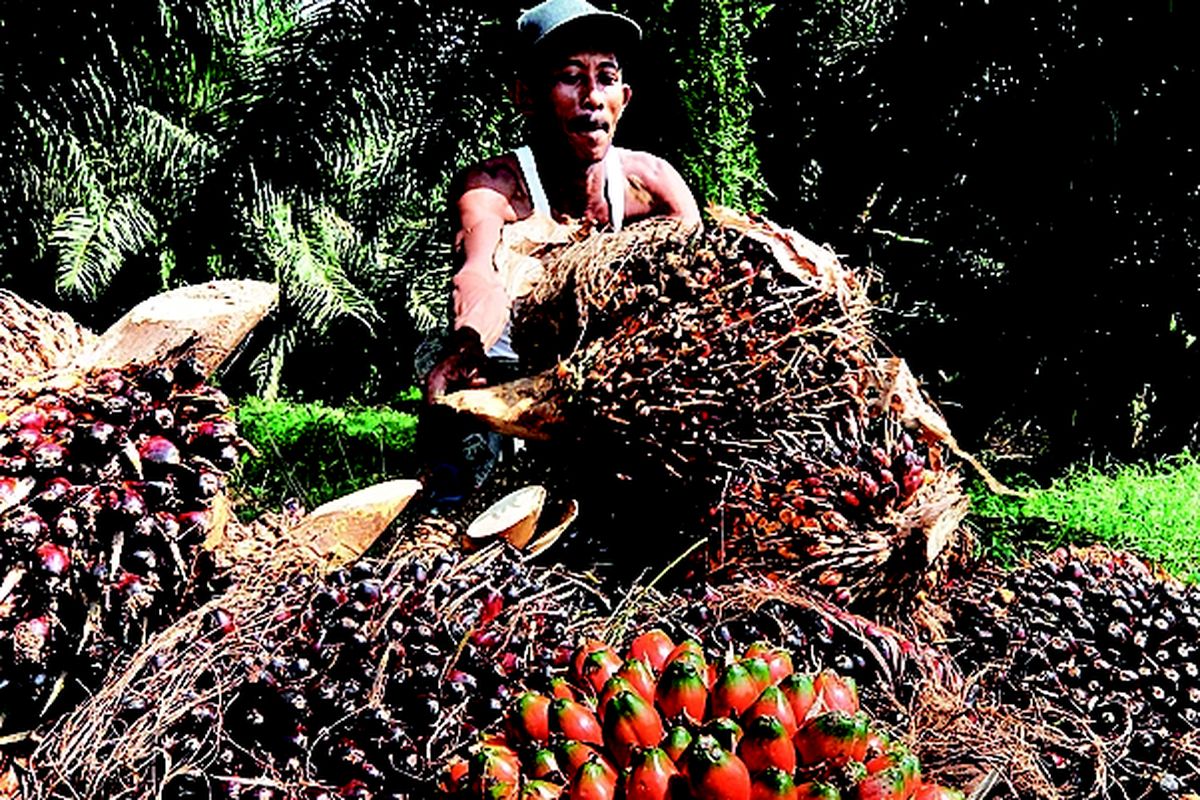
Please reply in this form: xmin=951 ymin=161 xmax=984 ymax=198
xmin=512 ymin=145 xmax=625 ymax=232
xmin=489 ymin=146 xmax=627 ymax=359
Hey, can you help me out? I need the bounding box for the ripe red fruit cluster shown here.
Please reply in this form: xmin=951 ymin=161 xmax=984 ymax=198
xmin=441 ymin=631 xmax=961 ymax=800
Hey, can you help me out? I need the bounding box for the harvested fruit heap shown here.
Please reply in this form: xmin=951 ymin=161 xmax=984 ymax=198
xmin=442 ymin=627 xmax=963 ymax=800
xmin=32 ymin=537 xmax=610 ymax=800
xmin=0 ymin=359 xmax=241 ymax=736
xmin=496 ymin=210 xmax=967 ymax=612
xmin=946 ymin=546 xmax=1200 ymax=798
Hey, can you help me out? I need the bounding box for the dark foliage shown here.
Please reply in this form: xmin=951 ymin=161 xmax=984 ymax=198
xmin=753 ymin=1 xmax=1200 ymax=470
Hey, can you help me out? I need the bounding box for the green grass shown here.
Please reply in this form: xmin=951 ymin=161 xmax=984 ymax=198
xmin=233 ymin=392 xmax=421 ymax=518
xmin=971 ymin=452 xmax=1200 ymax=581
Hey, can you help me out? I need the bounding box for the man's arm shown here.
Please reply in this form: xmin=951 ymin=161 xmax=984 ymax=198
xmin=451 ymin=162 xmax=523 ymax=349
xmin=425 ymin=161 xmax=522 ymax=400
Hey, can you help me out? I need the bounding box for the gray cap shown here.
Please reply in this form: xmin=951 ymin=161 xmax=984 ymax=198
xmin=517 ymin=0 xmax=642 ymax=52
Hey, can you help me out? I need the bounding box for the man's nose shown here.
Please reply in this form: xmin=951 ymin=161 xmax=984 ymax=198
xmin=580 ymin=78 xmax=603 ymax=109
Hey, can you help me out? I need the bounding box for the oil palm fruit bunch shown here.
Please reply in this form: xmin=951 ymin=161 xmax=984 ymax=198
xmin=506 ymin=214 xmax=961 ymax=613
xmin=441 ymin=628 xmax=960 ymax=800
xmin=153 ymin=547 xmax=597 ymax=800
xmin=0 ymin=360 xmax=241 ymax=735
xmin=946 ymin=545 xmax=1200 ymax=796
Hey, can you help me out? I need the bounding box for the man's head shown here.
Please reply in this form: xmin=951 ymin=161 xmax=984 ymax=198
xmin=515 ymin=0 xmax=640 ymax=165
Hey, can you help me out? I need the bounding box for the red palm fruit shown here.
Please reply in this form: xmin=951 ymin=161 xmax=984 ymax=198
xmin=506 ymin=692 xmax=551 ymax=744
xmin=740 ymin=657 xmax=773 ymax=694
xmin=549 ymin=698 xmax=604 ymax=747
xmin=852 ymin=767 xmax=907 ymax=800
xmin=485 ymin=784 xmax=520 ymax=800
xmin=551 ymin=677 xmax=579 ymax=701
xmin=569 ymin=754 xmax=618 ymax=800
xmin=738 ymin=715 xmax=796 ymax=774
xmin=744 ymin=643 xmax=795 ymax=684
xmin=556 ymin=740 xmax=614 ymax=783
xmin=742 ymin=685 xmax=798 ymax=737
xmin=470 ymin=745 xmax=522 ymax=796
xmin=751 ymin=767 xmax=800 ymax=800
xmin=699 ymin=717 xmax=744 ymax=752
xmin=522 ymin=780 xmax=565 ymax=800
xmin=579 ymin=649 xmax=623 ymax=697
xmin=625 ymin=747 xmax=680 ymax=800
xmin=711 ymin=662 xmax=761 ymax=720
xmin=573 ymin=640 xmax=620 ymax=688
xmin=655 ymin=660 xmax=707 ymax=724
xmin=617 ymin=657 xmax=658 ymax=704
xmin=794 ymin=711 xmax=870 ymax=767
xmin=597 ymin=676 xmax=637 ymax=723
xmin=779 ymin=673 xmax=818 ymax=723
xmin=531 ymin=747 xmax=566 ymax=782
xmin=439 ymin=756 xmax=469 ymax=793
xmin=913 ymin=785 xmax=963 ymax=800
xmin=862 ymin=731 xmax=891 ymax=770
xmin=663 ymin=640 xmax=707 ymax=673
xmin=813 ymin=670 xmax=859 ymax=714
xmin=629 ymin=629 xmax=676 ymax=674
xmin=603 ymin=690 xmax=666 ymax=768
xmin=662 ymin=726 xmax=693 ymax=764
xmin=686 ymin=734 xmax=751 ymax=800
xmin=796 ymin=782 xmax=843 ymax=800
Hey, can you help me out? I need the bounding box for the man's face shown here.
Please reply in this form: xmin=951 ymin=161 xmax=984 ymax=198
xmin=535 ymin=51 xmax=632 ymax=164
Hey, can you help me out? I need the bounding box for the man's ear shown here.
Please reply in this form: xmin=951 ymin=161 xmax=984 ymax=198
xmin=512 ymin=79 xmax=536 ymax=115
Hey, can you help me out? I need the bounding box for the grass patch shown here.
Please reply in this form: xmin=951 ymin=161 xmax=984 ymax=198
xmin=971 ymin=452 xmax=1200 ymax=581
xmin=233 ymin=392 xmax=422 ymax=517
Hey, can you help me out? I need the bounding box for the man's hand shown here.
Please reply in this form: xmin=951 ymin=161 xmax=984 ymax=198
xmin=425 ymin=327 xmax=489 ymax=402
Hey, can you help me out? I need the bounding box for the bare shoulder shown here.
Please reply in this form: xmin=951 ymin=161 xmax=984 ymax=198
xmin=616 ymin=149 xmax=701 ymax=224
xmin=454 ymin=154 xmax=524 ymax=203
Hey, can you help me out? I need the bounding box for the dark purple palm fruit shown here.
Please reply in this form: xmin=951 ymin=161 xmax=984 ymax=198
xmin=141 ymin=366 xmax=175 ymax=402
xmin=173 ymin=357 xmax=205 ymax=390
xmin=80 ymin=421 xmax=117 ymax=458
xmin=33 ymin=476 xmax=72 ymax=513
xmin=140 ymin=435 xmax=182 ymax=478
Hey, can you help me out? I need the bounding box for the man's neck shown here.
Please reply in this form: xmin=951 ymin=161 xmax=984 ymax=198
xmin=529 ymin=139 xmax=611 ymax=222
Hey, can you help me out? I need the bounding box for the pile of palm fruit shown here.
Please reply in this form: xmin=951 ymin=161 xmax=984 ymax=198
xmin=944 ymin=546 xmax=1200 ymax=798
xmin=443 ymin=629 xmax=963 ymax=800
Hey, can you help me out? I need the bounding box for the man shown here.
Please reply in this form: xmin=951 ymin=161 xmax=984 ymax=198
xmin=426 ymin=0 xmax=701 ymax=399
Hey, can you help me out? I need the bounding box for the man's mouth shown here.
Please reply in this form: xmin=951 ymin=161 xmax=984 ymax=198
xmin=568 ymin=117 xmax=609 ymax=134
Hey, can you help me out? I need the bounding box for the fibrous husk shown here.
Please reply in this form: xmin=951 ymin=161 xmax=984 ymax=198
xmin=0 ymin=291 xmax=94 ymax=392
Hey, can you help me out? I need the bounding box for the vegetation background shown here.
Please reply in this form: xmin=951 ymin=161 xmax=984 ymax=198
xmin=0 ymin=1 xmax=1197 ymax=564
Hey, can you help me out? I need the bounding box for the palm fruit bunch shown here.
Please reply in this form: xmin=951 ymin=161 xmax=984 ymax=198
xmin=503 ymin=211 xmax=963 ymax=611
xmin=945 ymin=545 xmax=1200 ymax=797
xmin=146 ymin=545 xmax=602 ymax=800
xmin=0 ymin=359 xmax=239 ymax=735
xmin=442 ymin=629 xmax=962 ymax=800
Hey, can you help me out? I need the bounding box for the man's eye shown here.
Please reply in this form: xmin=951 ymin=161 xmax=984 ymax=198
xmin=558 ymin=72 xmax=583 ymax=84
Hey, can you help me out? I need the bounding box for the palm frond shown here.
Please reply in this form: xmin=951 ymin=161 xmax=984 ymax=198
xmin=52 ymin=193 xmax=158 ymax=299
xmin=252 ymin=189 xmax=380 ymax=335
